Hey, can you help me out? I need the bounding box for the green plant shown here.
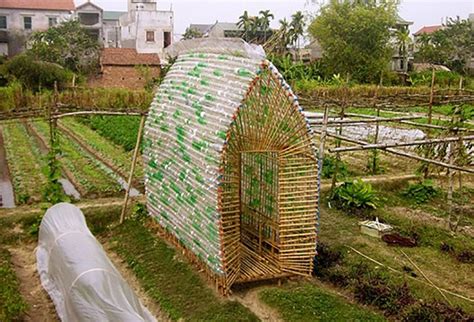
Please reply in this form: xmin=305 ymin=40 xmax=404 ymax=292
xmin=1 ymin=54 xmax=73 ymax=90
xmin=322 ymin=156 xmax=349 ymax=179
xmin=0 ymin=248 xmax=28 ymax=321
xmin=402 ymin=301 xmax=473 ymax=321
xmin=330 ymin=179 xmax=379 ymax=215
xmin=402 ymin=180 xmax=440 ymax=204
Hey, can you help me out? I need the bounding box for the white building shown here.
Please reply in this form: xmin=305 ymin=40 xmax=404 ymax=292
xmin=0 ymin=0 xmax=75 ymax=56
xmin=119 ymin=0 xmax=173 ymax=55
xmin=75 ymin=1 xmax=103 ymax=42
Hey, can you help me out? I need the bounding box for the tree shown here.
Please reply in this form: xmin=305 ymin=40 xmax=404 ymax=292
xmin=278 ymin=18 xmax=291 ymax=53
xmin=259 ymin=10 xmax=275 ymax=42
xmin=395 ymin=28 xmax=412 ymax=72
xmin=309 ymin=0 xmax=398 ymax=83
xmin=290 ymin=11 xmax=306 ymax=60
xmin=28 ymin=20 xmax=99 ymax=75
xmin=238 ymin=11 xmax=252 ymax=42
xmin=415 ymin=17 xmax=474 ymax=74
xmin=182 ymin=27 xmax=203 ymax=40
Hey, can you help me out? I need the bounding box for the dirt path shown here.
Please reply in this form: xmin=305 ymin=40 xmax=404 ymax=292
xmin=8 ymin=244 xmax=59 ymax=322
xmin=104 ymin=242 xmax=170 ymax=321
xmin=232 ymin=287 xmax=282 ymax=322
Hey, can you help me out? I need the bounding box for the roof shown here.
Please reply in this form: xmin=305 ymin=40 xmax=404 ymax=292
xmin=212 ymin=22 xmax=242 ymax=31
xmin=101 ymin=48 xmax=161 ymax=66
xmin=0 ymin=0 xmax=75 ymax=11
xmin=75 ymin=1 xmax=103 ymax=12
xmin=414 ymin=25 xmax=443 ymax=36
xmin=103 ymin=11 xmax=126 ymax=20
xmin=396 ymin=14 xmax=413 ymax=26
xmin=189 ymin=24 xmax=213 ymax=34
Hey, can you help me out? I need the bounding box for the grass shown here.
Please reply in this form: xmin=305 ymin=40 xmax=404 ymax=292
xmin=260 ymin=284 xmax=385 ymax=322
xmin=110 ymin=219 xmax=258 ymax=321
xmin=318 ymin=182 xmax=474 ymax=313
xmin=30 ymin=120 xmax=122 ymax=198
xmin=0 ymin=248 xmax=28 ymax=321
xmin=59 ymin=118 xmax=144 ymax=185
xmin=2 ymin=122 xmax=48 ymax=204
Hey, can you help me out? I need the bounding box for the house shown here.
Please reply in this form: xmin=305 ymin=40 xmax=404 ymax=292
xmin=90 ymin=47 xmax=160 ymax=89
xmin=0 ymin=0 xmax=75 ymax=56
xmin=75 ymin=1 xmax=103 ymax=42
xmin=187 ymin=24 xmax=213 ymax=36
xmin=391 ymin=15 xmax=413 ymax=73
xmin=119 ymin=0 xmax=174 ymax=55
xmin=103 ymin=11 xmax=126 ymax=48
xmin=413 ymin=25 xmax=443 ymax=43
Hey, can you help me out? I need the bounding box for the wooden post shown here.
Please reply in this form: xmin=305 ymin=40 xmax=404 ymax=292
xmin=331 ymin=89 xmax=346 ymax=192
xmin=120 ymin=115 xmax=146 ymax=224
xmin=447 ymin=142 xmax=455 ymax=231
xmin=423 ymin=68 xmax=436 ymax=179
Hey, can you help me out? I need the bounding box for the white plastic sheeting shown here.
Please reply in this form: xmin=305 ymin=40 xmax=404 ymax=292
xmin=36 ymin=203 xmax=156 ymax=322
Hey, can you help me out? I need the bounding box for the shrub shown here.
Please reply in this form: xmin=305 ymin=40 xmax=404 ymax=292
xmin=410 ymin=70 xmax=463 ymax=88
xmin=330 ymin=179 xmax=379 ymax=215
xmin=402 ymin=180 xmax=439 ymax=204
xmin=2 ymin=54 xmax=73 ymax=90
xmin=321 ymin=156 xmax=349 ymax=179
xmin=403 ymin=301 xmax=473 ymax=321
xmin=313 ymin=242 xmax=344 ymax=277
xmin=353 ymin=271 xmax=414 ymax=315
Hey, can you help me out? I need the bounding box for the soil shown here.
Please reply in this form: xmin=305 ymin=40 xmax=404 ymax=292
xmin=8 ymin=243 xmax=59 ymax=322
xmin=232 ymin=286 xmax=283 ymax=322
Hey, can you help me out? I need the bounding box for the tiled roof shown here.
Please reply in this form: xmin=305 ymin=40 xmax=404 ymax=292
xmin=0 ymin=0 xmax=75 ymax=11
xmin=414 ymin=25 xmax=443 ymax=36
xmin=101 ymin=48 xmax=161 ymax=66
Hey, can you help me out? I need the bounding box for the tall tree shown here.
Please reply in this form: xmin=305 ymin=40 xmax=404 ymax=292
xmin=238 ymin=11 xmax=252 ymax=41
xmin=415 ymin=17 xmax=474 ymax=74
xmin=28 ymin=20 xmax=99 ymax=75
xmin=259 ymin=10 xmax=275 ymax=42
xmin=309 ymin=0 xmax=398 ymax=83
xmin=395 ymin=28 xmax=412 ymax=72
xmin=290 ymin=11 xmax=306 ymax=60
xmin=278 ymin=18 xmax=291 ymax=53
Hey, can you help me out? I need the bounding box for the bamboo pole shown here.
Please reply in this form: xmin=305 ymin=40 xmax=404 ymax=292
xmin=348 ymin=246 xmax=473 ymax=303
xmin=400 ymin=250 xmax=452 ymax=306
xmin=329 ymin=135 xmax=474 ymax=152
xmin=371 ymin=86 xmax=380 ymax=175
xmin=120 ymin=114 xmax=146 ymax=224
xmin=447 ymin=143 xmax=455 ymax=231
xmin=306 ymin=115 xmax=423 ymax=125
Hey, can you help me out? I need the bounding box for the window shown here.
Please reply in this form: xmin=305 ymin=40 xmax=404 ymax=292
xmin=146 ymin=31 xmax=155 ymax=42
xmin=48 ymin=17 xmax=57 ymax=27
xmin=24 ymin=16 xmax=32 ymax=30
xmin=164 ymin=31 xmax=171 ymax=48
xmin=0 ymin=16 xmax=6 ymax=29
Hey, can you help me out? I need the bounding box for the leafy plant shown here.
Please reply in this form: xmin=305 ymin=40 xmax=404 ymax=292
xmin=322 ymin=156 xmax=349 ymax=179
xmin=402 ymin=180 xmax=439 ymax=204
xmin=0 ymin=248 xmax=28 ymax=321
xmin=403 ymin=301 xmax=473 ymax=321
xmin=330 ymin=179 xmax=379 ymax=214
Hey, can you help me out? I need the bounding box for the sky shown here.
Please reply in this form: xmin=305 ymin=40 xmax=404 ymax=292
xmin=76 ymin=0 xmax=474 ymax=37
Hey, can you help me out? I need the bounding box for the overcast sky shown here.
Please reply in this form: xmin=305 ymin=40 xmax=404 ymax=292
xmin=77 ymin=0 xmax=474 ymax=37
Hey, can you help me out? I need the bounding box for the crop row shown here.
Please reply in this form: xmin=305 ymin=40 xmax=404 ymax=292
xmin=1 ymin=122 xmax=47 ymax=204
xmin=29 ymin=120 xmax=123 ymax=198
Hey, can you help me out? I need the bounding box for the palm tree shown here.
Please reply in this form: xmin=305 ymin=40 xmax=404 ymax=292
xmin=238 ymin=11 xmax=252 ymax=41
xmin=249 ymin=16 xmax=262 ymax=43
xmin=278 ymin=18 xmax=291 ymax=53
xmin=290 ymin=11 xmax=306 ymax=60
xmin=395 ymin=28 xmax=412 ymax=72
xmin=259 ymin=10 xmax=274 ymax=42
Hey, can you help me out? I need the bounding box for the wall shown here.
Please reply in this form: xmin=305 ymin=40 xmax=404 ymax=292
xmin=120 ymin=10 xmax=173 ymax=55
xmin=103 ymin=20 xmax=121 ymax=48
xmin=90 ymin=65 xmax=160 ymax=89
xmin=75 ymin=3 xmax=103 ymax=43
xmin=0 ymin=8 xmax=72 ymax=55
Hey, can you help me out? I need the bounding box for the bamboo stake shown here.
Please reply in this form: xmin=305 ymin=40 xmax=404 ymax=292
xmin=400 ymin=250 xmax=452 ymax=305
xmin=120 ymin=114 xmax=146 ymax=224
xmin=447 ymin=143 xmax=455 ymax=231
xmin=329 ymin=135 xmax=474 ymax=152
xmin=348 ymin=246 xmax=473 ymax=303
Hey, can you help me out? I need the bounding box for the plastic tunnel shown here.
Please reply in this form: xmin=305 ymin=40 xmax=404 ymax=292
xmin=36 ymin=203 xmax=156 ymax=322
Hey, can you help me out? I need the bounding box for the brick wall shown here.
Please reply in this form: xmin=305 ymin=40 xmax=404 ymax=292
xmin=90 ymin=65 xmax=160 ymax=89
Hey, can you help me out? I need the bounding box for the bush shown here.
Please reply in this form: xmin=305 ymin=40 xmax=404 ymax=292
xmin=313 ymin=242 xmax=344 ymax=277
xmin=353 ymin=271 xmax=414 ymax=315
xmin=403 ymin=301 xmax=473 ymax=321
xmin=1 ymin=54 xmax=73 ymax=90
xmin=402 ymin=180 xmax=439 ymax=204
xmin=330 ymin=179 xmax=379 ymax=216
xmin=321 ymin=156 xmax=349 ymax=179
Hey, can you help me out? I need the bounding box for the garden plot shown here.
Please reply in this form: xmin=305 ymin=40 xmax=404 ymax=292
xmin=29 ymin=120 xmax=124 ymax=198
xmin=1 ymin=123 xmax=48 ymax=205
